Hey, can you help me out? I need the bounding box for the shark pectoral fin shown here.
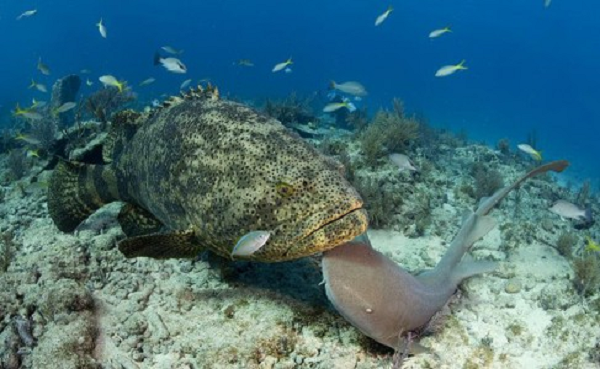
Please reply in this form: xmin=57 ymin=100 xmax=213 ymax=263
xmin=118 ymin=203 xmax=164 ymax=237
xmin=452 ymin=258 xmax=498 ymax=284
xmin=464 ymin=214 xmax=497 ymax=247
xmin=118 ymin=230 xmax=205 ymax=259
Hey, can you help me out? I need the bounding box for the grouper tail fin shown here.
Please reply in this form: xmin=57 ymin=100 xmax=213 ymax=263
xmin=48 ymin=160 xmax=118 ymax=232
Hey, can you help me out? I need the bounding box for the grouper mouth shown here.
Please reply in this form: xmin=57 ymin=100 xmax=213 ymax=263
xmin=281 ymin=204 xmax=369 ymax=260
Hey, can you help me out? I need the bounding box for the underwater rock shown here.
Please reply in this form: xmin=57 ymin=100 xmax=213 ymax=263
xmin=51 ymin=75 xmax=81 ymax=128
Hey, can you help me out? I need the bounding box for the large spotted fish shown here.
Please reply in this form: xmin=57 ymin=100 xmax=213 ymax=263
xmin=48 ymin=86 xmax=368 ymax=262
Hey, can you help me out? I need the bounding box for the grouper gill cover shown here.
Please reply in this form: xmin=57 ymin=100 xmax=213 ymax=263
xmin=47 ymin=88 xmax=368 ymax=262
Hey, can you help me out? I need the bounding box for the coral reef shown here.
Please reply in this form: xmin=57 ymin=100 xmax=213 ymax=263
xmin=0 ymin=96 xmax=598 ymax=368
xmin=572 ymin=253 xmax=600 ymax=297
xmin=51 ymin=75 xmax=81 ymax=128
xmin=0 ymin=231 xmax=14 ymax=273
xmin=84 ymin=87 xmax=135 ymax=130
xmin=263 ymin=92 xmax=317 ymax=127
xmin=555 ymin=232 xmax=578 ymax=258
xmin=352 ymin=175 xmax=402 ymax=229
xmin=4 ymin=149 xmax=31 ymax=181
xmin=359 ymin=98 xmax=419 ymax=167
xmin=343 ymin=107 xmax=369 ymax=131
xmin=471 ymin=161 xmax=505 ymax=199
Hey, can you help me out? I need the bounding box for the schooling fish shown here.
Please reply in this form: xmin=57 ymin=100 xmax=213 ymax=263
xmin=161 ymin=46 xmax=184 ymax=55
xmin=37 ymin=58 xmax=51 ymax=75
xmin=389 ymin=153 xmax=418 ymax=172
xmin=323 ymin=101 xmax=352 ymax=113
xmin=272 ymin=58 xmax=293 ymax=73
xmin=53 ymin=102 xmax=77 ymax=115
xmin=180 ymin=79 xmax=192 ymax=90
xmin=139 ymin=77 xmax=156 ymax=87
xmin=29 ymin=79 xmax=47 ymax=93
xmin=236 ymin=59 xmax=254 ymax=67
xmin=231 ymin=231 xmax=271 ymax=258
xmin=31 ymin=98 xmax=47 ymax=108
xmin=47 ymin=85 xmax=367 ymax=262
xmin=429 ymin=26 xmax=452 ymax=39
xmin=517 ymin=143 xmax=542 ymax=161
xmin=17 ymin=9 xmax=37 ymax=20
xmin=97 ymin=18 xmax=107 ymax=38
xmin=375 ymin=6 xmax=393 ymax=26
xmin=435 ymin=60 xmax=467 ymax=77
xmin=13 ymin=104 xmax=43 ymax=121
xmin=154 ymin=53 xmax=187 ymax=74
xmin=99 ymin=75 xmax=125 ymax=92
xmin=330 ymin=81 xmax=368 ymax=97
xmin=549 ymin=200 xmax=593 ymax=223
xmin=16 ymin=134 xmax=42 ymax=146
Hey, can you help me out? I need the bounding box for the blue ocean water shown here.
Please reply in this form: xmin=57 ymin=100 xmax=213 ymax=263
xmin=1 ymin=0 xmax=598 ymax=187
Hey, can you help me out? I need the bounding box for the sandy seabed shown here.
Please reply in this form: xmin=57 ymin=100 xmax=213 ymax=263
xmin=0 ymin=147 xmax=599 ymax=369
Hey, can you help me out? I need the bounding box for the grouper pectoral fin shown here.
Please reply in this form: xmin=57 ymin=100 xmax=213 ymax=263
xmin=48 ymin=160 xmax=119 ymax=232
xmin=117 ymin=230 xmax=206 ymax=259
xmin=118 ymin=203 xmax=164 ymax=237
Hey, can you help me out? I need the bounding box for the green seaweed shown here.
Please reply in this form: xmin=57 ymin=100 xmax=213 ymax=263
xmin=344 ymin=107 xmax=369 ymax=131
xmin=352 ymin=176 xmax=402 ymax=229
xmin=0 ymin=231 xmax=15 ymax=273
xmin=556 ymin=232 xmax=578 ymax=259
xmin=471 ymin=162 xmax=504 ymax=200
xmin=263 ymin=92 xmax=316 ymax=127
xmin=572 ymin=253 xmax=600 ymax=297
xmin=496 ymin=138 xmax=510 ymax=155
xmin=359 ymin=98 xmax=419 ymax=167
xmin=84 ymin=86 xmax=136 ymax=129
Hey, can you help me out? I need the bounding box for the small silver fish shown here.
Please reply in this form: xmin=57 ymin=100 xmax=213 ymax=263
xmin=549 ymin=200 xmax=592 ymax=223
xmin=99 ymin=75 xmax=125 ymax=92
xmin=389 ymin=153 xmax=418 ymax=172
xmin=17 ymin=9 xmax=37 ymax=20
xmin=375 ymin=6 xmax=393 ymax=26
xmin=330 ymin=81 xmax=368 ymax=97
xmin=236 ymin=59 xmax=254 ymax=67
xmin=323 ymin=101 xmax=350 ymax=113
xmin=161 ymin=46 xmax=184 ymax=55
xmin=16 ymin=134 xmax=41 ymax=145
xmin=54 ymin=102 xmax=77 ymax=114
xmin=19 ymin=111 xmax=43 ymax=121
xmin=429 ymin=26 xmax=452 ymax=39
xmin=29 ymin=80 xmax=47 ymax=93
xmin=435 ymin=60 xmax=467 ymax=77
xmin=154 ymin=53 xmax=187 ymax=74
xmin=272 ymin=58 xmax=292 ymax=72
xmin=139 ymin=77 xmax=156 ymax=86
xmin=231 ymin=231 xmax=271 ymax=257
xmin=180 ymin=79 xmax=192 ymax=90
xmin=517 ymin=144 xmax=542 ymax=161
xmin=97 ymin=18 xmax=107 ymax=38
xmin=31 ymin=99 xmax=47 ymax=108
xmin=37 ymin=58 xmax=50 ymax=75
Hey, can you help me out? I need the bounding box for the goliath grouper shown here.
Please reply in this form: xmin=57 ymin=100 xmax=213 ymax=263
xmin=48 ymin=86 xmax=368 ymax=262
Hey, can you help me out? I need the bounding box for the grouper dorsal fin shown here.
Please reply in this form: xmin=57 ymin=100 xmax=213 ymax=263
xmin=118 ymin=229 xmax=205 ymax=259
xmin=118 ymin=203 xmax=164 ymax=237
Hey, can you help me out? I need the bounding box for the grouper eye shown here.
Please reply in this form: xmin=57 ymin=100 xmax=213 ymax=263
xmin=275 ymin=181 xmax=295 ymax=198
